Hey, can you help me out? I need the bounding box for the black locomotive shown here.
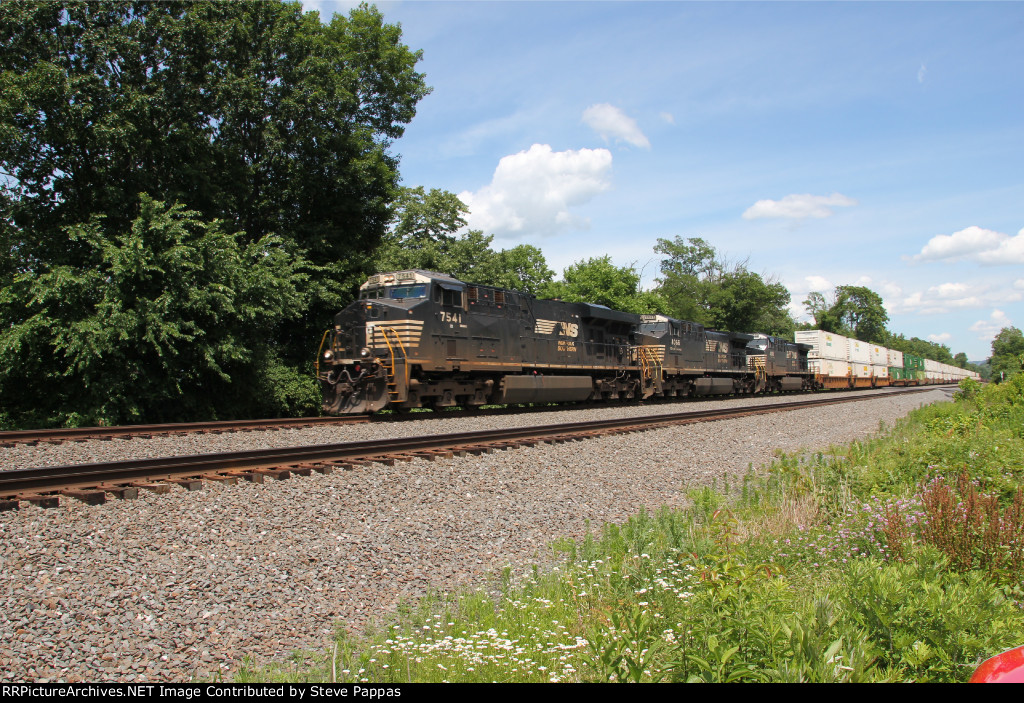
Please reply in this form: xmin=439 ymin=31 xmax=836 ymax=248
xmin=317 ymin=269 xmax=813 ymax=414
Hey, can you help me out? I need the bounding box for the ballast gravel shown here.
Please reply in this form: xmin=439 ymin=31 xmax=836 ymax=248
xmin=0 ymin=389 xmax=950 ymax=682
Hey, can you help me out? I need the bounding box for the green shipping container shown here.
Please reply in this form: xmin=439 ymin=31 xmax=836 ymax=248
xmin=889 ymin=366 xmax=907 ymax=381
xmin=904 ymin=354 xmax=926 ymax=371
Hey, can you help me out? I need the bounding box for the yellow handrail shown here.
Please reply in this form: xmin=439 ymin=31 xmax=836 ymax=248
xmin=377 ymin=326 xmax=410 ymax=394
xmin=315 ymin=329 xmax=332 ymax=377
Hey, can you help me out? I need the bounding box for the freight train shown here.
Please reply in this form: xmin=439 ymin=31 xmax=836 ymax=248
xmin=317 ymin=269 xmax=977 ymax=414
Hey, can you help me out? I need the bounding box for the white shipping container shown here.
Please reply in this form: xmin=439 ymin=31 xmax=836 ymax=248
xmin=848 ymin=339 xmax=871 ymax=364
xmin=852 ymin=363 xmax=873 ymax=378
xmin=869 ymin=345 xmax=888 ymax=365
xmin=795 ymin=330 xmax=849 ymax=361
xmin=887 ymin=349 xmax=904 ymax=367
xmin=811 ymin=358 xmax=849 ymax=378
xmin=924 ymin=358 xmax=941 ymax=373
xmin=872 ymin=365 xmax=889 ymax=379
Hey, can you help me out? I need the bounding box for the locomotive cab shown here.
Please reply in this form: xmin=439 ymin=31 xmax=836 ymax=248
xmin=746 ymin=335 xmax=813 ymax=392
xmin=319 ymin=270 xmax=457 ymax=414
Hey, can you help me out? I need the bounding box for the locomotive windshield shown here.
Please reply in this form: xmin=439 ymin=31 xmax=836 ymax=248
xmin=389 ymin=284 xmax=427 ymax=299
xmin=359 ymin=284 xmax=428 ymax=300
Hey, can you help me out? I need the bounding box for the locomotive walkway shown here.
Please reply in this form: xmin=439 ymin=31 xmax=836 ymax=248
xmin=0 ymin=386 xmax=946 ymax=510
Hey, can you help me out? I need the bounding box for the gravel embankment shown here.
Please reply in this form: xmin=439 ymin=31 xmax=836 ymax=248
xmin=0 ymin=389 xmax=949 ymax=682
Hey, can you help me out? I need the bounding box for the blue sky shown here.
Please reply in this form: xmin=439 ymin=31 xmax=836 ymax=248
xmin=305 ymin=1 xmax=1023 ymax=361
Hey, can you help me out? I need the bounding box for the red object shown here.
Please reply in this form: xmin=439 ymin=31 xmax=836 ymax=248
xmin=970 ymin=645 xmax=1024 ymax=682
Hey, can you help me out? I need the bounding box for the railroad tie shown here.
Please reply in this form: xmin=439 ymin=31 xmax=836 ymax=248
xmin=100 ymin=485 xmax=140 ymax=500
xmin=22 ymin=494 xmax=61 ymax=508
xmin=131 ymin=482 xmax=171 ymax=494
xmin=252 ymin=468 xmax=291 ymax=481
xmin=205 ymin=475 xmax=240 ymax=485
xmin=167 ymin=478 xmax=204 ymax=491
xmin=61 ymin=489 xmax=106 ymax=505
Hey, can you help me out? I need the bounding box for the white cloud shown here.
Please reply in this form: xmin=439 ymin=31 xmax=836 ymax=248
xmin=459 ymin=144 xmax=613 ymax=238
xmin=582 ymin=104 xmax=651 ymax=149
xmin=930 ymin=282 xmax=970 ymax=298
xmin=659 ymin=111 xmax=675 ymax=125
xmin=888 ymin=280 xmax=1023 ymax=316
xmin=1015 ymin=279 xmax=1024 ymax=290
xmin=878 ymin=281 xmax=905 ymax=300
xmin=927 ymin=332 xmax=951 ymax=343
xmin=742 ymin=193 xmax=858 ymax=220
xmin=804 ymin=275 xmax=832 ymax=292
xmin=917 ymin=62 xmax=927 ymax=84
xmin=913 ymin=226 xmax=1024 ymax=264
xmin=969 ymin=309 xmax=1012 ymax=341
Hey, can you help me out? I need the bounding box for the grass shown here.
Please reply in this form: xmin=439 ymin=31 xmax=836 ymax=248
xmin=235 ymin=376 xmax=1024 ymax=683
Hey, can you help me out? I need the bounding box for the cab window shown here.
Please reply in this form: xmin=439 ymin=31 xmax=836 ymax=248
xmin=442 ymin=288 xmax=463 ymax=307
xmin=433 ymin=285 xmax=464 ymax=307
xmin=389 ymin=284 xmax=427 ymax=299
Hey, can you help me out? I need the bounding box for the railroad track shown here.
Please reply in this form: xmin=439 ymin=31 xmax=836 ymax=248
xmin=0 ymin=387 xmax=944 ymax=511
xmin=0 ymin=415 xmax=373 ymax=447
xmin=0 ymin=400 xmax=640 ymax=446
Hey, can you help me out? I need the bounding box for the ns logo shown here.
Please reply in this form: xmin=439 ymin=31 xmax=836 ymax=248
xmin=534 ymin=319 xmax=579 ymax=337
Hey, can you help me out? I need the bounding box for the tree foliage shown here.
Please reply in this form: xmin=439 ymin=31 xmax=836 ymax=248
xmin=375 ymin=186 xmax=554 ymax=295
xmin=989 ymin=327 xmax=1024 ymax=381
xmin=543 ymin=256 xmax=666 ymax=314
xmin=654 ymin=236 xmax=793 ymax=335
xmin=0 ymin=1 xmax=429 ymax=425
xmin=803 ymin=285 xmax=889 ymax=343
xmin=0 ymin=196 xmax=310 ymax=427
xmin=886 ymin=334 xmax=954 ymax=364
xmin=803 ymin=284 xmax=984 ymax=367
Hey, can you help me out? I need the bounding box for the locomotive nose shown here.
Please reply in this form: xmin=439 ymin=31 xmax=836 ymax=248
xmin=330 ymin=303 xmax=370 ymax=360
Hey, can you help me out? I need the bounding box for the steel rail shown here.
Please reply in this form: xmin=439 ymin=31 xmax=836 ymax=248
xmin=0 ymin=415 xmax=371 ymax=446
xmin=0 ymin=384 xmax=952 ymax=446
xmin=0 ymin=386 xmax=943 ymax=504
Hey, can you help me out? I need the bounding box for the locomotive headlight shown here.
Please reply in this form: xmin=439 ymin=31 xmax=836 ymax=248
xmin=323 ymin=350 xmax=334 ymax=361
xmin=360 ymin=347 xmax=370 ymax=358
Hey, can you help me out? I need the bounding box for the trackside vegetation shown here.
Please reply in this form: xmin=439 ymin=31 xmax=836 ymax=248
xmin=235 ymin=378 xmax=1024 ymax=683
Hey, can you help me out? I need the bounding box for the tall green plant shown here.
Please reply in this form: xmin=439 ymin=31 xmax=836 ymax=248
xmin=0 ymin=196 xmax=309 ymax=426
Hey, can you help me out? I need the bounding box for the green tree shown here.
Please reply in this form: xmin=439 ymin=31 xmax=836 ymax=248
xmin=708 ymin=268 xmax=794 ymax=336
xmin=830 ymin=286 xmax=889 ymax=343
xmin=653 ymin=236 xmax=718 ymax=325
xmin=654 ymin=236 xmax=794 ymax=334
xmin=0 ymin=1 xmax=429 ymax=424
xmin=0 ymin=196 xmax=310 ymax=428
xmin=386 ymin=187 xmax=468 ymax=252
xmin=802 ymin=286 xmax=889 ymax=343
xmin=887 ymin=334 xmax=954 ymax=364
xmin=376 ymin=186 xmax=470 ymax=273
xmin=989 ymin=327 xmax=1024 ymax=381
xmin=543 ymin=256 xmax=666 ymax=314
xmin=803 ymin=291 xmax=843 ymax=332
xmin=376 ymin=186 xmax=554 ymax=294
xmin=491 ymin=245 xmax=554 ymax=295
